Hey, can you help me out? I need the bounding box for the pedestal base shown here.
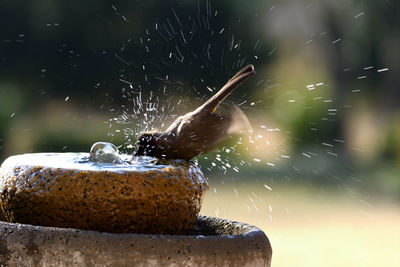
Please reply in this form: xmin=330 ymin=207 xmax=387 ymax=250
xmin=0 ymin=216 xmax=272 ymax=266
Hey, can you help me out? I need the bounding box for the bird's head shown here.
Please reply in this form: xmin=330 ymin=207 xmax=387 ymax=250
xmin=133 ymin=131 xmax=171 ymax=158
xmin=134 ymin=132 xmax=158 ymax=157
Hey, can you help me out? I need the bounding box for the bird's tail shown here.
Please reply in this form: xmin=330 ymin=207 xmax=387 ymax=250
xmin=201 ymin=64 xmax=255 ymax=112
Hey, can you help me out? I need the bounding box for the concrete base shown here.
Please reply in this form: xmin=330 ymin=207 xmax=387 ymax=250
xmin=0 ymin=216 xmax=272 ymax=266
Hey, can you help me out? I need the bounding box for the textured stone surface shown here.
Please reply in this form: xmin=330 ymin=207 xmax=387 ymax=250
xmin=0 ymin=216 xmax=272 ymax=267
xmin=0 ymin=153 xmax=208 ymax=234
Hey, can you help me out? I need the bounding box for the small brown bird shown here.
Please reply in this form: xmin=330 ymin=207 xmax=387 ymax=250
xmin=133 ymin=64 xmax=255 ymax=160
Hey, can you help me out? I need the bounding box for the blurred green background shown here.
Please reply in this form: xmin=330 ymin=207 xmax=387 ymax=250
xmin=1 ymin=0 xmax=399 ymax=266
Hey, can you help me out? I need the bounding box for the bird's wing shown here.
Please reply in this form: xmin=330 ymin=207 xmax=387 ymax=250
xmin=226 ymin=105 xmax=252 ymax=135
xmin=201 ymin=106 xmax=252 ymax=154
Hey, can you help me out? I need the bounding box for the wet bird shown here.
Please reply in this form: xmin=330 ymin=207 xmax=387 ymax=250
xmin=133 ymin=64 xmax=256 ymax=160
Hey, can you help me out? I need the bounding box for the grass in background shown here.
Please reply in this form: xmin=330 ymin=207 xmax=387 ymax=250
xmin=200 ymin=182 xmax=400 ymax=267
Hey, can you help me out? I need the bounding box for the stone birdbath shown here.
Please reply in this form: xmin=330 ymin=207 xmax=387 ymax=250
xmin=0 ymin=142 xmax=272 ymax=266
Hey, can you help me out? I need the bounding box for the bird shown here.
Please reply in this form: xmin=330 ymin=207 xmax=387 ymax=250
xmin=133 ymin=64 xmax=255 ymax=160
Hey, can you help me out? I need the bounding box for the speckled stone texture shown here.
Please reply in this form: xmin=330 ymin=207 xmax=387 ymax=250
xmin=0 ymin=216 xmax=272 ymax=267
xmin=0 ymin=153 xmax=208 ymax=234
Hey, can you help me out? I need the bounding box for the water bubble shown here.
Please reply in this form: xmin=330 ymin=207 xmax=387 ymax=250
xmin=89 ymin=142 xmax=123 ymax=164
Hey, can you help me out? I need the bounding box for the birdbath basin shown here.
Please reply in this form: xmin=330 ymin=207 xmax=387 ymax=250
xmin=0 ymin=152 xmax=207 ymax=234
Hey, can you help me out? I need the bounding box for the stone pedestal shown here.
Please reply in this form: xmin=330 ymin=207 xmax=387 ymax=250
xmin=0 ymin=216 xmax=272 ymax=266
